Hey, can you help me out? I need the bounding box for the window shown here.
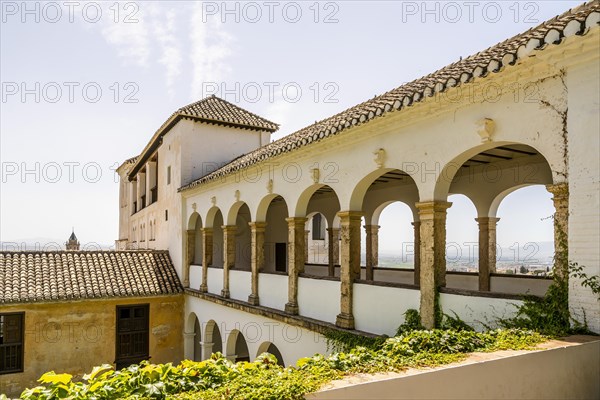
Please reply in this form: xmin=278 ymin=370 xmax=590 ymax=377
xmin=115 ymin=305 xmax=149 ymax=369
xmin=312 ymin=214 xmax=325 ymax=240
xmin=167 ymin=166 xmax=171 ymax=185
xmin=165 ymin=210 xmax=168 ymax=221
xmin=0 ymin=312 xmax=24 ymax=374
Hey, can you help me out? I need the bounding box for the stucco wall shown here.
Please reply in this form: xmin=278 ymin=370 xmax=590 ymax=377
xmin=0 ymin=295 xmax=184 ymax=398
xmin=184 ymin=296 xmax=329 ymax=367
xmin=309 ymin=339 xmax=600 ymax=400
xmin=566 ymin=50 xmax=600 ymax=333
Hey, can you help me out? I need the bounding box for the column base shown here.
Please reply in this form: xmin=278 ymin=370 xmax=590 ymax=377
xmin=335 ymin=313 xmax=355 ymax=329
xmin=221 ymin=289 xmax=230 ymax=298
xmin=247 ymin=294 xmax=260 ymax=305
xmin=285 ymin=302 xmax=299 ymax=315
xmin=199 ymin=284 xmax=208 ymax=293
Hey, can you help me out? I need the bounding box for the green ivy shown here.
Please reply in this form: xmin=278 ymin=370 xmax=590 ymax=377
xmin=20 ymin=328 xmax=546 ymax=400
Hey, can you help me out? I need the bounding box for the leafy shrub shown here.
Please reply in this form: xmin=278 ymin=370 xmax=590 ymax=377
xmin=20 ymin=329 xmax=546 ymax=400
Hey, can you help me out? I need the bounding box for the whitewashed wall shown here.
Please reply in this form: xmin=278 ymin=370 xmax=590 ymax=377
xmin=440 ymin=292 xmax=522 ymax=331
xmin=258 ymin=273 xmax=288 ymax=311
xmin=353 ymin=284 xmax=420 ymax=335
xmin=298 ymin=278 xmax=340 ymax=324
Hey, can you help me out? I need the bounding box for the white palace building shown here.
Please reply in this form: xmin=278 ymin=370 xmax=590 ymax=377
xmin=116 ymin=3 xmax=600 ymax=365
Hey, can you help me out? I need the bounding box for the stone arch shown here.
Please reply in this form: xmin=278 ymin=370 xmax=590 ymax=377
xmin=370 ymin=200 xmax=418 ymax=226
xmin=205 ymin=206 xmax=223 ymax=228
xmin=226 ymin=329 xmax=250 ymax=362
xmin=204 ymin=320 xmax=223 ymax=355
xmin=294 ymin=184 xmax=341 ymax=220
xmin=185 ymin=312 xmax=202 ymax=361
xmin=489 ymin=184 xmax=535 ymax=218
xmin=256 ymin=193 xmax=288 ymax=222
xmin=349 ymin=168 xmax=420 ymax=211
xmin=227 ymin=201 xmax=254 ymax=226
xmin=435 ymin=142 xmax=554 ymax=201
xmin=261 ymin=195 xmax=290 ymax=273
xmin=188 ymin=211 xmax=201 ymax=230
xmin=256 ymin=341 xmax=285 ymax=366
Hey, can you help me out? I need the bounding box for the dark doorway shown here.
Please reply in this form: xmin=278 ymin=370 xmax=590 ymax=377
xmin=115 ymin=304 xmax=149 ymax=369
xmin=275 ymin=243 xmax=287 ymax=272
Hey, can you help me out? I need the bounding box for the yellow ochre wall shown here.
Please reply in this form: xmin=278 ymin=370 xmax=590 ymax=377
xmin=0 ymin=294 xmax=184 ymax=397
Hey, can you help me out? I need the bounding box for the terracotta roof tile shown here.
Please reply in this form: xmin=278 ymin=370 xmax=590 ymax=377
xmin=0 ymin=251 xmax=182 ymax=304
xmin=177 ymin=95 xmax=279 ymax=132
xmin=179 ymin=1 xmax=600 ymax=192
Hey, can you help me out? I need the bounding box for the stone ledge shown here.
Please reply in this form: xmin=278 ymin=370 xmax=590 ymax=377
xmin=185 ymin=288 xmax=378 ymax=338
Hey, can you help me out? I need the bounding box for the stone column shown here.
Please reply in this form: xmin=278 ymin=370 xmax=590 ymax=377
xmin=327 ymin=227 xmax=340 ymax=277
xmin=248 ymin=222 xmax=266 ymax=305
xmin=221 ymin=225 xmax=237 ymax=298
xmin=416 ymin=201 xmax=451 ymax=329
xmin=476 ymin=217 xmax=500 ymax=291
xmin=183 ymin=332 xmax=195 ymax=360
xmin=305 ymin=229 xmax=310 ymax=263
xmin=285 ymin=217 xmax=307 ymax=314
xmin=412 ymin=221 xmax=421 ymax=286
xmin=200 ymin=228 xmax=213 ymax=293
xmin=547 ymin=183 xmax=569 ymax=278
xmin=365 ymin=225 xmax=379 ymax=281
xmin=336 ymin=211 xmax=363 ymax=329
xmin=184 ymin=229 xmax=196 ymax=288
xmin=200 ymin=341 xmax=214 ymax=361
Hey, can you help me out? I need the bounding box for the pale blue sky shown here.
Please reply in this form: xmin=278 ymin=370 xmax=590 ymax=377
xmin=1 ymin=1 xmax=576 ymax=248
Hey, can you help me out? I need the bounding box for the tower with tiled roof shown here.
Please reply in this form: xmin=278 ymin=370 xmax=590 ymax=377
xmin=65 ymin=229 xmax=80 ymax=251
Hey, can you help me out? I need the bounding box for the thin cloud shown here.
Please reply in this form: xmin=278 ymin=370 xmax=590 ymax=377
xmin=189 ymin=2 xmax=234 ymax=100
xmin=100 ymin=5 xmax=151 ymax=68
xmin=152 ymin=7 xmax=183 ymax=99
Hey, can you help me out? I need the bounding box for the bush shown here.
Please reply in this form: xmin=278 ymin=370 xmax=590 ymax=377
xmin=20 ymin=329 xmax=546 ymax=400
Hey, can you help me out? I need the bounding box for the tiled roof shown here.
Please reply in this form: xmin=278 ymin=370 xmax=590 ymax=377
xmin=178 ymin=95 xmax=279 ymax=132
xmin=179 ymin=1 xmax=600 ymax=192
xmin=128 ymin=96 xmax=278 ymax=179
xmin=0 ymin=251 xmax=183 ymax=304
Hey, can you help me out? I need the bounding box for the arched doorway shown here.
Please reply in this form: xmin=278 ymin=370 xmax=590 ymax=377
xmin=226 ymin=329 xmax=250 ymax=363
xmin=256 ymin=341 xmax=284 ymax=366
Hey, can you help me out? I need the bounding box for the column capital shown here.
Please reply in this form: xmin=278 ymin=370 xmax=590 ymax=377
xmin=222 ymin=225 xmax=237 ymax=233
xmin=326 ymin=227 xmax=340 ymax=232
xmin=285 ymin=217 xmax=307 ymax=226
xmin=546 ymin=182 xmax=569 ymax=200
xmin=415 ymin=201 xmax=452 ymax=216
xmin=201 ymin=227 xmax=213 ymax=235
xmin=364 ymin=224 xmax=380 ymax=232
xmin=183 ymin=332 xmax=196 ymax=338
xmin=411 ymin=221 xmax=421 ymax=227
xmin=187 ymin=229 xmax=196 ymax=234
xmin=248 ymin=221 xmax=267 ymax=231
xmin=475 ymin=217 xmax=500 ymax=225
xmin=337 ymin=211 xmax=364 ymax=221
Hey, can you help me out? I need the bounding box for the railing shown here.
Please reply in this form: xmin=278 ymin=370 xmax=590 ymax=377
xmin=297 ymin=277 xmax=340 ymax=324
xmin=189 ymin=264 xmax=202 ymax=289
xmin=353 ymin=282 xmax=420 ymax=335
xmin=229 ymin=270 xmax=252 ymax=302
xmin=258 ymin=273 xmax=288 ymax=311
xmin=207 ymin=267 xmax=223 ymax=295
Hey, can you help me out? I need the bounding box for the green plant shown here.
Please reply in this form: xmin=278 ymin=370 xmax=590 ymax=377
xmin=323 ymin=329 xmax=387 ymax=353
xmin=20 ymin=329 xmax=546 ymax=400
xmin=570 ymin=262 xmax=600 ymax=301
